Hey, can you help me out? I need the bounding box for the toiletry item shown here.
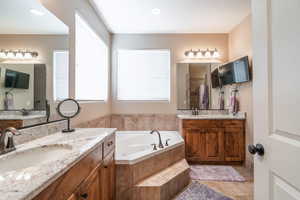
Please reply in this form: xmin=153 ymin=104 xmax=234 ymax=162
xmin=219 ymin=91 xmax=225 ymax=110
xmin=4 ymin=92 xmax=14 ymax=110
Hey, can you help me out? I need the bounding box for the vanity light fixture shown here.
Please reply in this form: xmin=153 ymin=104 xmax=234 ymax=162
xmin=184 ymin=48 xmax=220 ymax=59
xmin=0 ymin=50 xmax=38 ymax=60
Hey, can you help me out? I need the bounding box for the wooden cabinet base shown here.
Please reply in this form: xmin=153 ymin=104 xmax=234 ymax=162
xmin=181 ymin=119 xmax=245 ymax=165
xmin=33 ymin=134 xmax=116 ymax=200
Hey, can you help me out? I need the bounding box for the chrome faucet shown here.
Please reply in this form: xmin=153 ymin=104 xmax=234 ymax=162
xmin=0 ymin=127 xmax=21 ymax=155
xmin=150 ymin=129 xmax=164 ymax=149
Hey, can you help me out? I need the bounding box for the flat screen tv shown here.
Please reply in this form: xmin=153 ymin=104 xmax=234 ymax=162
xmin=5 ymin=69 xmax=30 ymax=89
xmin=211 ymin=68 xmax=220 ymax=88
xmin=232 ymin=56 xmax=250 ymax=83
xmin=220 ymin=56 xmax=250 ymax=85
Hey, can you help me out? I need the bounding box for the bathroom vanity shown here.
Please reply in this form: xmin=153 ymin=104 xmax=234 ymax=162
xmin=178 ymin=114 xmax=246 ymax=165
xmin=0 ymin=128 xmax=116 ymax=200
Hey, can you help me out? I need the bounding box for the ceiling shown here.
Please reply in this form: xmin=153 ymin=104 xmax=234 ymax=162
xmin=0 ymin=0 xmax=68 ymax=35
xmin=91 ymin=0 xmax=251 ymax=34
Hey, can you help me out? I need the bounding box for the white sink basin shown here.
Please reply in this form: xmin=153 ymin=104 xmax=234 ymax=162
xmin=0 ymin=144 xmax=73 ymax=174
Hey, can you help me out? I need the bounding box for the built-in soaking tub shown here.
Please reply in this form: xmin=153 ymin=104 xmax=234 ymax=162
xmin=115 ymin=131 xmax=188 ymax=200
xmin=115 ymin=131 xmax=184 ymax=165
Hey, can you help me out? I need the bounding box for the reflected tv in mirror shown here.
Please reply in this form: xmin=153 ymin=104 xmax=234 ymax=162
xmin=5 ymin=69 xmax=30 ymax=89
xmin=211 ymin=68 xmax=220 ymax=88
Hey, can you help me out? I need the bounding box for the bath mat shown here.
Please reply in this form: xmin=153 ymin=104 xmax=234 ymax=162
xmin=175 ymin=182 xmax=233 ymax=200
xmin=190 ymin=165 xmax=245 ymax=182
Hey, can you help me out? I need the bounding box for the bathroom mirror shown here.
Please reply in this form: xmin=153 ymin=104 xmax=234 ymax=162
xmin=176 ymin=63 xmax=221 ymax=110
xmin=57 ymin=99 xmax=81 ymax=133
xmin=0 ymin=0 xmax=69 ymax=129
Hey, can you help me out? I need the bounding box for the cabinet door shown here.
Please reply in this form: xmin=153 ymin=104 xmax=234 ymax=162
xmin=185 ymin=128 xmax=224 ymax=162
xmin=77 ymin=166 xmax=101 ymax=200
xmin=224 ymin=127 xmax=245 ymax=162
xmin=101 ymin=151 xmax=115 ymax=200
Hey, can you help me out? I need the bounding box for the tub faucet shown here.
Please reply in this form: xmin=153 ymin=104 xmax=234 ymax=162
xmin=150 ymin=129 xmax=164 ymax=148
xmin=0 ymin=127 xmax=21 ymax=155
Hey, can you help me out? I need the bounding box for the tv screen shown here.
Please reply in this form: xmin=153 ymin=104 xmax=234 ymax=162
xmin=211 ymin=68 xmax=220 ymax=88
xmin=5 ymin=69 xmax=30 ymax=89
xmin=232 ymin=56 xmax=250 ymax=83
xmin=219 ymin=56 xmax=251 ymax=86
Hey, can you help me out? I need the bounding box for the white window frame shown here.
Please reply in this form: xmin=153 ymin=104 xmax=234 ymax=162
xmin=53 ymin=50 xmax=69 ymax=101
xmin=116 ymin=49 xmax=171 ymax=102
xmin=75 ymin=12 xmax=109 ymax=102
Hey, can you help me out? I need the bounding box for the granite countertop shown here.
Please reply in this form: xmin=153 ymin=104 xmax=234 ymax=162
xmin=0 ymin=114 xmax=46 ymax=120
xmin=177 ymin=113 xmax=246 ymax=120
xmin=0 ymin=128 xmax=116 ymax=200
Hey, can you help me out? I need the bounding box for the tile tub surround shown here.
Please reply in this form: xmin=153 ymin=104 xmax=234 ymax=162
xmin=111 ymin=114 xmax=178 ymax=131
xmin=0 ymin=128 xmax=116 ymax=200
xmin=75 ymin=114 xmax=111 ymax=128
xmin=116 ymin=144 xmax=186 ymax=200
xmin=15 ymin=120 xmax=68 ymax=145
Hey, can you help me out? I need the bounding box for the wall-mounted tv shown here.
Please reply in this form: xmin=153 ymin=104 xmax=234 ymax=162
xmin=219 ymin=56 xmax=250 ymax=86
xmin=211 ymin=68 xmax=220 ymax=88
xmin=5 ymin=69 xmax=30 ymax=89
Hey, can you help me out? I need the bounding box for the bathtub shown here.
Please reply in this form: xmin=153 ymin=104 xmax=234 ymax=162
xmin=115 ymin=131 xmax=184 ymax=165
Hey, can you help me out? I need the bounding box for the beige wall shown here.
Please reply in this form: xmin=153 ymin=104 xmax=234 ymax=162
xmin=39 ymin=0 xmax=112 ymax=125
xmin=112 ymin=34 xmax=229 ymax=114
xmin=228 ymin=15 xmax=253 ymax=168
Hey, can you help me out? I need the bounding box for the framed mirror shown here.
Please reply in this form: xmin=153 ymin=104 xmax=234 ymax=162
xmin=176 ymin=62 xmax=222 ymax=110
xmin=0 ymin=0 xmax=69 ymax=129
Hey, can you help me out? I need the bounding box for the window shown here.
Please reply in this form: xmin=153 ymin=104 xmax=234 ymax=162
xmin=53 ymin=51 xmax=69 ymax=100
xmin=117 ymin=49 xmax=170 ymax=101
xmin=75 ymin=13 xmax=108 ymax=101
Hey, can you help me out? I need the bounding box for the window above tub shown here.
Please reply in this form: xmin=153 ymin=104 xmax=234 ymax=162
xmin=117 ymin=49 xmax=171 ymax=101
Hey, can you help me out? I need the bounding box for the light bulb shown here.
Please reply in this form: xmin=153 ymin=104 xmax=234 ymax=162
xmin=188 ymin=51 xmax=194 ymax=58
xmin=16 ymin=51 xmax=23 ymax=59
xmin=196 ymin=51 xmax=203 ymax=58
xmin=7 ymin=52 xmax=14 ymax=59
xmin=205 ymin=49 xmax=211 ymax=58
xmin=0 ymin=51 xmax=6 ymax=58
xmin=24 ymin=52 xmax=32 ymax=59
xmin=213 ymin=49 xmax=220 ymax=58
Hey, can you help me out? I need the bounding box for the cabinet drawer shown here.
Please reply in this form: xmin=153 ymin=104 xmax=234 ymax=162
xmin=103 ymin=133 xmax=115 ymax=158
xmin=183 ymin=120 xmax=222 ymax=129
xmin=222 ymin=120 xmax=244 ymax=128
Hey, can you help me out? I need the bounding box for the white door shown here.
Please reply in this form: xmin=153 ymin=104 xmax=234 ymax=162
xmin=252 ymin=0 xmax=300 ymax=199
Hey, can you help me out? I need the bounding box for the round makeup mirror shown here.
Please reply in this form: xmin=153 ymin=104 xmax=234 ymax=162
xmin=57 ymin=99 xmax=81 ymax=133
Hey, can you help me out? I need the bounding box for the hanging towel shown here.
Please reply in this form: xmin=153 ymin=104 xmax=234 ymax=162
xmin=219 ymin=92 xmax=225 ymax=110
xmin=202 ymin=84 xmax=209 ymax=109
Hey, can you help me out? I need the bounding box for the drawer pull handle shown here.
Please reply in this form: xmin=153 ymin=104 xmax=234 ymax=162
xmin=107 ymin=141 xmax=113 ymax=147
xmin=80 ymin=193 xmax=88 ymax=199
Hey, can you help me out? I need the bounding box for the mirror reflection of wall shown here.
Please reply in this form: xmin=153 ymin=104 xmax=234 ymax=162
xmin=177 ymin=63 xmax=217 ymax=110
xmin=0 ymin=64 xmax=46 ymax=110
xmin=0 ymin=0 xmax=69 ymax=129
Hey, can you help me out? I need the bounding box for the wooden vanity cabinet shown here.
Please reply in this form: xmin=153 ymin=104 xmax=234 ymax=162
xmin=181 ymin=119 xmax=245 ymax=164
xmin=0 ymin=120 xmax=23 ymax=130
xmin=101 ymin=151 xmax=116 ymax=200
xmin=33 ymin=134 xmax=116 ymax=200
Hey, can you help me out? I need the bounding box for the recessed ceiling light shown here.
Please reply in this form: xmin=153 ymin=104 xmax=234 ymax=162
xmin=30 ymin=9 xmax=45 ymax=16
xmin=152 ymin=8 xmax=161 ymax=15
